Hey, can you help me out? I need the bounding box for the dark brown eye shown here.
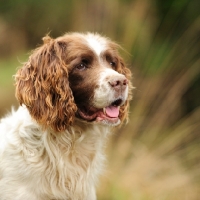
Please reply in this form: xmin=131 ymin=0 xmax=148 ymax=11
xmin=110 ymin=62 xmax=116 ymax=69
xmin=76 ymin=63 xmax=87 ymax=71
xmin=105 ymin=54 xmax=117 ymax=69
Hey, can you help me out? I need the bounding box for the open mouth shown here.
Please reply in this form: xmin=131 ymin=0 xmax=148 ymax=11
xmin=77 ymin=98 xmax=123 ymax=124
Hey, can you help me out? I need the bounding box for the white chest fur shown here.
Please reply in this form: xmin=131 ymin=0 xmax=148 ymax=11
xmin=0 ymin=107 xmax=111 ymax=200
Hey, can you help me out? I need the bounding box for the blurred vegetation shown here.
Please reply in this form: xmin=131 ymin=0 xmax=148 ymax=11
xmin=0 ymin=0 xmax=200 ymax=199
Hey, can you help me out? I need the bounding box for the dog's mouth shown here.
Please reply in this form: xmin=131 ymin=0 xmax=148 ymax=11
xmin=77 ymin=99 xmax=123 ymax=125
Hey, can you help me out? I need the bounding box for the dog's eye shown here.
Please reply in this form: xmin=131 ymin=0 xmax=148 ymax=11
xmin=110 ymin=62 xmax=116 ymax=69
xmin=76 ymin=63 xmax=87 ymax=71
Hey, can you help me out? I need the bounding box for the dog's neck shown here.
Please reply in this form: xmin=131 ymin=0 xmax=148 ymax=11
xmin=43 ymin=120 xmax=112 ymax=162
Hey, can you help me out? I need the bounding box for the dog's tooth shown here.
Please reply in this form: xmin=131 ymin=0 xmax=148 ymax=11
xmin=103 ymin=108 xmax=106 ymax=114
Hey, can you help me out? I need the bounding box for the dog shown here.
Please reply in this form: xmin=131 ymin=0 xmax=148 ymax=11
xmin=0 ymin=32 xmax=132 ymax=200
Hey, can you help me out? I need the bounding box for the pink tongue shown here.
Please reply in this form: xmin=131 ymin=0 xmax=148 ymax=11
xmin=105 ymin=106 xmax=119 ymax=118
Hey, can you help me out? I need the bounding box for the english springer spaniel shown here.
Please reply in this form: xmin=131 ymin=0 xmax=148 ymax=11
xmin=0 ymin=32 xmax=132 ymax=200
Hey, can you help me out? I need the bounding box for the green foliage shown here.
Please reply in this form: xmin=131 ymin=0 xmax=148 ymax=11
xmin=0 ymin=0 xmax=200 ymax=199
xmin=0 ymin=54 xmax=28 ymax=86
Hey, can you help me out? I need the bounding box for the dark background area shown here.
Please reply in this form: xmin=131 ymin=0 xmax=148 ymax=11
xmin=0 ymin=0 xmax=200 ymax=199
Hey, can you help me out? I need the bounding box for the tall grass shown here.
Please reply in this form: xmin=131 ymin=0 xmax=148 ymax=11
xmin=97 ymin=0 xmax=200 ymax=199
xmin=0 ymin=0 xmax=200 ymax=199
xmin=0 ymin=54 xmax=28 ymax=116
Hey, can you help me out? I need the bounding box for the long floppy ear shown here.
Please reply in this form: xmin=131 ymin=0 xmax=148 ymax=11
xmin=15 ymin=36 xmax=77 ymax=132
xmin=117 ymin=56 xmax=133 ymax=124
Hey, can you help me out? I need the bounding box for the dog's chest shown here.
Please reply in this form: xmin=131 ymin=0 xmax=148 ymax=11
xmin=36 ymin=126 xmax=108 ymax=199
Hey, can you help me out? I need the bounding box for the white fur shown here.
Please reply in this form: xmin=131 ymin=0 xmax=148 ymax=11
xmin=93 ymin=68 xmax=128 ymax=108
xmin=85 ymin=33 xmax=107 ymax=56
xmin=0 ymin=106 xmax=111 ymax=200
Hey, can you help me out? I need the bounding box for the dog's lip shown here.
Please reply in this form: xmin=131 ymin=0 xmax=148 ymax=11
xmin=77 ymin=106 xmax=99 ymax=121
xmin=76 ymin=98 xmax=123 ymax=122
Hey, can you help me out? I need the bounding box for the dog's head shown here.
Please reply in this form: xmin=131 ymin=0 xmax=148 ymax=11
xmin=15 ymin=33 xmax=132 ymax=132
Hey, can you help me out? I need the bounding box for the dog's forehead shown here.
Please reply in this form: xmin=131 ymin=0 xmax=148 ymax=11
xmin=84 ymin=33 xmax=108 ymax=56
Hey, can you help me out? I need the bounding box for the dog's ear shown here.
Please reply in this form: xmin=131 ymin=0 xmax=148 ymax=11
xmin=15 ymin=36 xmax=77 ymax=132
xmin=117 ymin=56 xmax=133 ymax=124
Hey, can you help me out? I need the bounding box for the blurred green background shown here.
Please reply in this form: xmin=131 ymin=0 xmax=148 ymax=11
xmin=0 ymin=0 xmax=200 ymax=199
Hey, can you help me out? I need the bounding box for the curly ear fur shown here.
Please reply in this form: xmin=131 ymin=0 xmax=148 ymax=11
xmin=15 ymin=36 xmax=77 ymax=132
xmin=117 ymin=56 xmax=133 ymax=124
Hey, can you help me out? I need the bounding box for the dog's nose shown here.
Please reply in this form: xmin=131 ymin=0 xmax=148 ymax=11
xmin=109 ymin=76 xmax=128 ymax=90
